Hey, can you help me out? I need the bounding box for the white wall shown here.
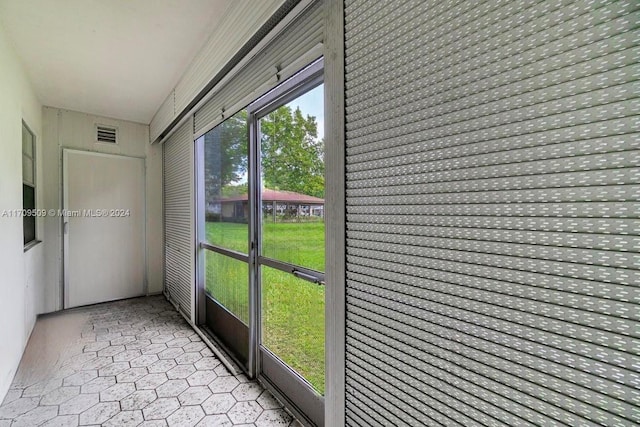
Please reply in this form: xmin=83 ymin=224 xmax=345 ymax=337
xmin=0 ymin=22 xmax=43 ymax=401
xmin=41 ymin=108 xmax=164 ymax=313
xmin=145 ymin=133 xmax=164 ymax=294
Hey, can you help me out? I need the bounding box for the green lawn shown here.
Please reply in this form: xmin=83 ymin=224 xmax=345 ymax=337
xmin=205 ymin=221 xmax=325 ymax=394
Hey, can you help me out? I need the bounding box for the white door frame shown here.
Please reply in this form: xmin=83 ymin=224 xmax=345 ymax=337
xmin=62 ymin=148 xmax=147 ymax=308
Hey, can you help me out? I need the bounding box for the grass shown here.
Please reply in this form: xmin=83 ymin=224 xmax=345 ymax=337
xmin=205 ymin=221 xmax=325 ymax=271
xmin=205 ymin=220 xmax=325 ymax=394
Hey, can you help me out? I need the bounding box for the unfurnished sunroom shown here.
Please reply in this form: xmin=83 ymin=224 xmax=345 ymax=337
xmin=0 ymin=1 xmax=638 ymax=426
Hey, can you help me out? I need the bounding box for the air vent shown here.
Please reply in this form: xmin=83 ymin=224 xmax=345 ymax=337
xmin=96 ymin=125 xmax=117 ymax=143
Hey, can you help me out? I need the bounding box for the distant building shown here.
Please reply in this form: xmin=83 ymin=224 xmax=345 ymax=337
xmin=218 ymin=189 xmax=324 ymax=222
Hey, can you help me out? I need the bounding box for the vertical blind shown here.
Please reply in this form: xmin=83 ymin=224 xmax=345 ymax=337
xmin=344 ymin=0 xmax=639 ymax=425
xmin=163 ymin=120 xmax=194 ymax=319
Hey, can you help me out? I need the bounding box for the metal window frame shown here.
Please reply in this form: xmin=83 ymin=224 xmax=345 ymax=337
xmin=247 ymin=56 xmax=324 ymax=371
xmin=22 ymin=120 xmax=39 ymax=249
xmin=194 ymin=110 xmax=253 ymax=371
xmin=323 ymin=0 xmax=346 ymax=424
xmin=245 ymin=58 xmax=326 ymax=426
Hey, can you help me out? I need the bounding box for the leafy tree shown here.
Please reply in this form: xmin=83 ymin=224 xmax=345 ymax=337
xmin=260 ymin=106 xmax=324 ymax=198
xmin=204 ymin=110 xmax=248 ymax=207
xmin=203 ymin=104 xmax=324 ymax=213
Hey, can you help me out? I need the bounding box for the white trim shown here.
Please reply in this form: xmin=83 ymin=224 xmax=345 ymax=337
xmin=194 ymin=131 xmax=206 ymax=327
xmin=188 ymin=114 xmax=197 ymax=324
xmin=62 ymin=149 xmax=69 ymax=308
xmin=324 ymin=0 xmax=346 ymax=424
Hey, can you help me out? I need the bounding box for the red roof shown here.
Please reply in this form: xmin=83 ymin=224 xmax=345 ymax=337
xmin=221 ymin=189 xmax=324 ymax=204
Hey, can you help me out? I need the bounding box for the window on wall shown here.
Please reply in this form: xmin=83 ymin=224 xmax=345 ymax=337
xmin=22 ymin=122 xmax=36 ymax=247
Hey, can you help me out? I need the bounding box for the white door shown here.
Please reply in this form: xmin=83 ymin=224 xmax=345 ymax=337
xmin=63 ymin=149 xmax=146 ymax=308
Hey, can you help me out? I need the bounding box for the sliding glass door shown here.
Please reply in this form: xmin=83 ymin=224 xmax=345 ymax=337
xmin=251 ymin=70 xmax=325 ymax=423
xmin=197 ymin=61 xmax=325 ymax=425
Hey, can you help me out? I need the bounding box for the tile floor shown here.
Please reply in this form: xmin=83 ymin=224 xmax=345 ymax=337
xmin=0 ymin=296 xmax=301 ymax=427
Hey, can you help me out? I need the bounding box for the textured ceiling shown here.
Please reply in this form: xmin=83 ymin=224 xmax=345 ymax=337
xmin=0 ymin=0 xmax=232 ymax=123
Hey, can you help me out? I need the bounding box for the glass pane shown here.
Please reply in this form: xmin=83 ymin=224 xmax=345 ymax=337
xmin=205 ymin=250 xmax=248 ymax=324
xmin=23 ymin=184 xmax=36 ymax=245
xmin=204 ymin=110 xmax=249 ymax=253
xmin=23 ymin=155 xmax=34 ymax=185
xmin=261 ymin=265 xmax=325 ymax=394
xmin=22 ymin=124 xmax=33 ymax=157
xmin=259 ymin=84 xmax=325 ymax=272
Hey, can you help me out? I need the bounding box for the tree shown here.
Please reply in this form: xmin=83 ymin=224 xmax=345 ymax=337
xmin=203 ymin=104 xmax=324 ymax=216
xmin=204 ymin=110 xmax=248 ymax=208
xmin=260 ymin=106 xmax=324 ymax=198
